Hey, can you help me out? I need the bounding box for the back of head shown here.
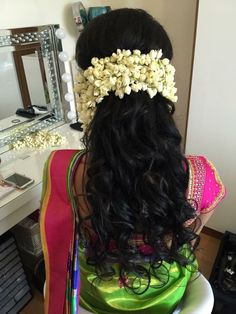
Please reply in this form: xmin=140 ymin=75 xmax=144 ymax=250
xmin=76 ymin=8 xmax=173 ymax=69
xmin=75 ymin=8 xmax=198 ymax=293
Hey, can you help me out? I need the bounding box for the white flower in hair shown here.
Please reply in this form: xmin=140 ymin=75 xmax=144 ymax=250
xmin=74 ymin=49 xmax=178 ymax=130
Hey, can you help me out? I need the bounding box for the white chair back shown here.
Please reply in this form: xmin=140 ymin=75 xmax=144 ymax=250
xmin=44 ymin=273 xmax=214 ymax=314
xmin=173 ymin=273 xmax=214 ymax=314
xmin=78 ymin=306 xmax=93 ymax=314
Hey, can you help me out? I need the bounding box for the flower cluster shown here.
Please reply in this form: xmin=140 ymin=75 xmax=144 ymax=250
xmin=74 ymin=49 xmax=177 ymax=129
xmin=11 ymin=130 xmax=66 ymax=150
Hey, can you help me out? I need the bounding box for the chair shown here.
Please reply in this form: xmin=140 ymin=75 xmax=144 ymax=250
xmin=173 ymin=273 xmax=214 ymax=314
xmin=44 ymin=273 xmax=214 ymax=314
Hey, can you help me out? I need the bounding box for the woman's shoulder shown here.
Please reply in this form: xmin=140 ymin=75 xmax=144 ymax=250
xmin=186 ymin=155 xmax=226 ymax=213
xmin=43 ymin=149 xmax=86 ymax=186
xmin=45 ymin=149 xmax=86 ymax=168
xmin=47 ymin=149 xmax=84 ymax=158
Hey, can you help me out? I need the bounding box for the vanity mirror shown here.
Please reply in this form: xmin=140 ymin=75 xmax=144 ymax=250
xmin=0 ymin=25 xmax=66 ymax=150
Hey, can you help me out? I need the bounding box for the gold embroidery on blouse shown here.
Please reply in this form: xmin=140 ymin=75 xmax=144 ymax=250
xmin=187 ymin=157 xmax=194 ymax=200
xmin=186 ymin=156 xmax=206 ymax=212
xmin=201 ymin=159 xmax=226 ymax=214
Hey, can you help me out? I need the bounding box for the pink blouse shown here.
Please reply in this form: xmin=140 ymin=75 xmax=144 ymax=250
xmin=186 ymin=155 xmax=226 ymax=214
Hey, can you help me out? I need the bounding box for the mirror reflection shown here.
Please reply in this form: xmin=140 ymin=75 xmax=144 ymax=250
xmin=0 ymin=47 xmax=50 ymax=131
xmin=0 ymin=25 xmax=65 ymax=148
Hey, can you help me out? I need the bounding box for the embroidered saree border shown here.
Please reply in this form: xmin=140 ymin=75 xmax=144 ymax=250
xmin=40 ymin=151 xmax=56 ymax=314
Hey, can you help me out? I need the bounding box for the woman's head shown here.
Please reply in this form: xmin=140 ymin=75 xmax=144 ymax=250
xmin=75 ymin=8 xmax=198 ymax=293
xmin=75 ymin=8 xmax=178 ymax=131
xmin=76 ymin=8 xmax=173 ymax=70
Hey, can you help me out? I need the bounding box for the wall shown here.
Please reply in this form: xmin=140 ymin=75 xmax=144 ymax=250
xmin=22 ymin=54 xmax=46 ymax=107
xmin=186 ymin=0 xmax=236 ymax=233
xmin=0 ymin=0 xmax=197 ymax=141
xmin=0 ymin=52 xmax=22 ymax=119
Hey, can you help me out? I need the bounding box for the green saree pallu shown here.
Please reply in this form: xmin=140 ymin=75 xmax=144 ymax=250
xmin=40 ymin=149 xmax=197 ymax=314
xmin=79 ymin=247 xmax=197 ymax=314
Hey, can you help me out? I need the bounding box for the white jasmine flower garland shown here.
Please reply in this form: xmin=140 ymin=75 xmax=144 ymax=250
xmin=11 ymin=130 xmax=66 ymax=150
xmin=74 ymin=49 xmax=177 ymax=130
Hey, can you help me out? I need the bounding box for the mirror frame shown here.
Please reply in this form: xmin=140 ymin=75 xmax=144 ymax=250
xmin=0 ymin=25 xmax=66 ymax=150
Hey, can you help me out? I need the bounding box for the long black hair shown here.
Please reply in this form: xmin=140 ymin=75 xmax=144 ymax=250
xmin=75 ymin=8 xmax=199 ymax=293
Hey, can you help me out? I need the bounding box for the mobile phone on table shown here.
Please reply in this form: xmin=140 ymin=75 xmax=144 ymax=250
xmin=3 ymin=173 xmax=34 ymax=189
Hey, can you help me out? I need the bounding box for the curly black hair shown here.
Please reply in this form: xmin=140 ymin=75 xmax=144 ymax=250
xmin=75 ymin=8 xmax=199 ymax=294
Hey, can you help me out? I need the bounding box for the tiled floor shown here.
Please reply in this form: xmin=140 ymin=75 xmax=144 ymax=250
xmin=20 ymin=232 xmax=220 ymax=313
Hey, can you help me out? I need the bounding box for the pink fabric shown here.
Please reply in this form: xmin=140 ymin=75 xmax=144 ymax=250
xmin=41 ymin=150 xmax=79 ymax=314
xmin=186 ymin=156 xmax=226 ymax=214
xmin=201 ymin=159 xmax=224 ymax=212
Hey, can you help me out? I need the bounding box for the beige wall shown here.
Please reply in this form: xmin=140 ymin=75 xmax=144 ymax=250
xmin=0 ymin=0 xmax=197 ymax=141
xmin=186 ymin=0 xmax=236 ymax=233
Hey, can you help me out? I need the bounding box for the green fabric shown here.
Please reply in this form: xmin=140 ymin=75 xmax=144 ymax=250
xmin=79 ymin=247 xmax=198 ymax=314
